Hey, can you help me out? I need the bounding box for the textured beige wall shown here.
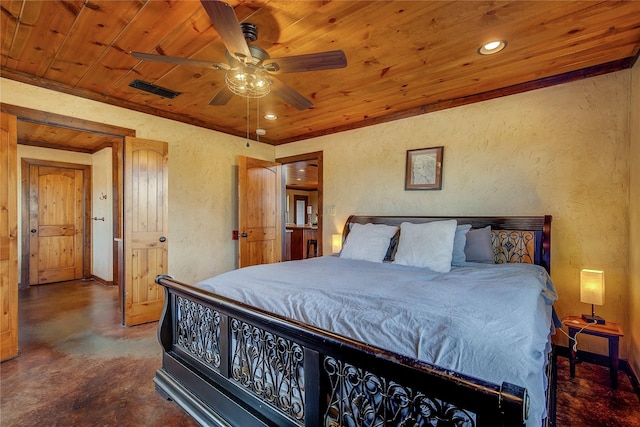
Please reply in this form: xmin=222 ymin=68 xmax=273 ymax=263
xmin=629 ymin=59 xmax=640 ymax=378
xmin=92 ymin=147 xmax=113 ymax=282
xmin=1 ymin=78 xmax=273 ymax=284
xmin=277 ymin=71 xmax=632 ymax=358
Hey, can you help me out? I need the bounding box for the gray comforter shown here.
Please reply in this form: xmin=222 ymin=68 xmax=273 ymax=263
xmin=196 ymin=256 xmax=557 ymax=426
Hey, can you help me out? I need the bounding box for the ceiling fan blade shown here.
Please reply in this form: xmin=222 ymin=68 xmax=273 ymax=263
xmin=264 ymin=50 xmax=347 ymax=74
xmin=201 ymin=0 xmax=252 ymax=61
xmin=270 ymin=77 xmax=313 ymax=110
xmin=209 ymin=86 xmax=235 ymax=106
xmin=131 ymin=51 xmax=229 ymax=70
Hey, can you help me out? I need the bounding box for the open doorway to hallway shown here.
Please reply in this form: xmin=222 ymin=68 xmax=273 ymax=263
xmin=277 ymin=152 xmax=323 ymax=261
xmin=20 ymin=159 xmax=92 ymax=287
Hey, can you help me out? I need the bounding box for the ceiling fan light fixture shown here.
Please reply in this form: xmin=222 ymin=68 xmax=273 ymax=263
xmin=225 ymin=66 xmax=271 ymax=98
xmin=131 ymin=3 xmax=347 ymax=110
xmin=478 ymin=40 xmax=507 ymax=55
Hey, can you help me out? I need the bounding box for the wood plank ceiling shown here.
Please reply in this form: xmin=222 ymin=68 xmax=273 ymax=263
xmin=2 ymin=0 xmax=640 ymax=148
xmin=17 ymin=120 xmax=121 ymax=152
xmin=284 ymin=160 xmax=318 ymax=191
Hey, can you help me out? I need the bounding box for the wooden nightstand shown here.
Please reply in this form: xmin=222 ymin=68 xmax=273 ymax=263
xmin=562 ymin=315 xmax=624 ymax=389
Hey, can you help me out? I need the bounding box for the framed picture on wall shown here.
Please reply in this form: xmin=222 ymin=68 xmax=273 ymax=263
xmin=405 ymin=146 xmax=443 ymax=190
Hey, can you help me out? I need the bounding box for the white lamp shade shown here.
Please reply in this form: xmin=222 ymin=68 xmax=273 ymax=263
xmin=332 ymin=234 xmax=343 ymax=254
xmin=580 ymin=269 xmax=605 ymax=305
xmin=307 ymin=206 xmax=313 ymax=214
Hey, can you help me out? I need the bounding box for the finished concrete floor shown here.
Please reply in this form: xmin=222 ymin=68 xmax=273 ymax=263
xmin=1 ymin=280 xmax=196 ymax=426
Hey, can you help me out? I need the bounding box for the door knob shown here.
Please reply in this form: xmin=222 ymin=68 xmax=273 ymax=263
xmin=241 ymin=232 xmax=248 ymax=238
xmin=159 ymin=236 xmax=166 ymax=242
xmin=30 ymin=229 xmax=36 ymax=233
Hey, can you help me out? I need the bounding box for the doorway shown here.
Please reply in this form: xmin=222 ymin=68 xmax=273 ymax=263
xmin=20 ymin=159 xmax=91 ymax=287
xmin=1 ymin=103 xmax=135 ymax=332
xmin=277 ymin=151 xmax=323 ymax=258
xmin=294 ymin=195 xmax=309 ymax=225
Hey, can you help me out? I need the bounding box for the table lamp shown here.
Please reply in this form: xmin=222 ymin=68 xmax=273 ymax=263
xmin=580 ymin=269 xmax=605 ymax=324
xmin=332 ymin=234 xmax=343 ymax=254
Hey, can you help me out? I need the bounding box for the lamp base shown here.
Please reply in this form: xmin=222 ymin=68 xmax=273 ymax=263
xmin=582 ymin=314 xmax=606 ymax=324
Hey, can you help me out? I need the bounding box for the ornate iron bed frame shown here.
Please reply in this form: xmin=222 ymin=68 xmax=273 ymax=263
xmin=154 ymin=215 xmax=556 ymax=427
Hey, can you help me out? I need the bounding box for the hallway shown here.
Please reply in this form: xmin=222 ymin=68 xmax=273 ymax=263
xmin=1 ymin=280 xmax=638 ymax=426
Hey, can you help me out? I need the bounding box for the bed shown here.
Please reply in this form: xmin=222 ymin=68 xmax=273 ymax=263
xmin=154 ymin=215 xmax=557 ymax=427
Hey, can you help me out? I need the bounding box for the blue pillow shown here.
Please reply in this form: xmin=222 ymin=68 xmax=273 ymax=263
xmin=452 ymin=224 xmax=472 ymax=266
xmin=464 ymin=226 xmax=495 ymax=263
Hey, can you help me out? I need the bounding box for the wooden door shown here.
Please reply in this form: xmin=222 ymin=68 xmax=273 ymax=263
xmin=238 ymin=156 xmax=282 ymax=268
xmin=27 ymin=164 xmax=85 ymax=285
xmin=123 ymin=137 xmax=168 ymax=326
xmin=1 ymin=112 xmax=18 ymax=361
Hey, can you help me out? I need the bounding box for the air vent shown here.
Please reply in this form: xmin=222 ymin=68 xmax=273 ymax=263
xmin=129 ymin=79 xmax=181 ymax=99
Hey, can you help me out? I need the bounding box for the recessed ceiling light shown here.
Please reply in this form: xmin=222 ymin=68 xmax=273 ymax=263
xmin=478 ymin=40 xmax=507 ymax=55
xmin=264 ymin=113 xmax=278 ymax=120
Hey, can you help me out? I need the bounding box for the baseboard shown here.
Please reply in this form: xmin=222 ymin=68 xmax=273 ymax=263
xmin=90 ymin=274 xmax=114 ymax=286
xmin=555 ymin=345 xmax=609 ymax=366
xmin=623 ymin=359 xmax=640 ymax=396
xmin=556 ymin=345 xmax=640 ymax=397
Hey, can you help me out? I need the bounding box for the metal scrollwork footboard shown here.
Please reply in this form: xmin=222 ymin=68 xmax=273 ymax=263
xmin=175 ymin=295 xmax=222 ymax=370
xmin=155 ymin=278 xmax=531 ymax=427
xmin=323 ymin=356 xmax=476 ymax=427
xmin=230 ymin=318 xmax=305 ymax=422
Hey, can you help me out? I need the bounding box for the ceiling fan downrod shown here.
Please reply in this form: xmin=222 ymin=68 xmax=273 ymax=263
xmin=240 ymin=22 xmax=258 ymax=43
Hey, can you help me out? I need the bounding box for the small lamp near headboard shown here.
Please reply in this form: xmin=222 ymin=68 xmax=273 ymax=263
xmin=332 ymin=234 xmax=342 ymax=254
xmin=580 ymin=269 xmax=605 ymax=324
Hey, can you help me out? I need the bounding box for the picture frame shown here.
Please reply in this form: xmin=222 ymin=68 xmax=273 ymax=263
xmin=405 ymin=146 xmax=443 ymax=190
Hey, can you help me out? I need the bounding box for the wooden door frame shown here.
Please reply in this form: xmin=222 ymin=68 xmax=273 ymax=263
xmin=1 ymin=111 xmax=18 ymax=360
xmin=20 ymin=158 xmax=92 ymax=287
xmin=1 ymin=105 xmax=133 ymax=299
xmin=276 ymin=151 xmax=323 ymax=257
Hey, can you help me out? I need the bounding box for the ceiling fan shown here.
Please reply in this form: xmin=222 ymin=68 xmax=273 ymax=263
xmin=131 ymin=0 xmax=347 ymax=110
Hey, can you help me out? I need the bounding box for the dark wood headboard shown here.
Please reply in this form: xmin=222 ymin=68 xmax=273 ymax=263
xmin=343 ymin=215 xmax=552 ymax=273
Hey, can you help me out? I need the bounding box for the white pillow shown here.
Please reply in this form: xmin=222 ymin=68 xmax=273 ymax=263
xmin=393 ymin=220 xmax=457 ymax=272
xmin=339 ymin=223 xmax=399 ymax=263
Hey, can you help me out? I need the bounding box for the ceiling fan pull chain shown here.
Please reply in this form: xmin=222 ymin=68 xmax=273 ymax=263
xmin=246 ymin=95 xmax=250 ymax=148
xmin=256 ymin=98 xmax=260 ymax=144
